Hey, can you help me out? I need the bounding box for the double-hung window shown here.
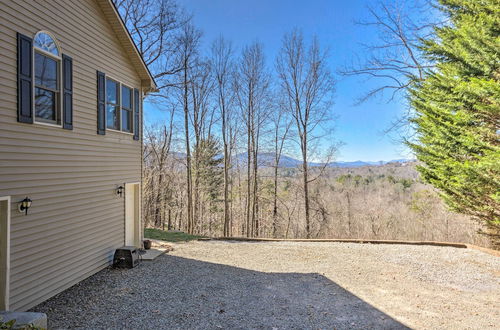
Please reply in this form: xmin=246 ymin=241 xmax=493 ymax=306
xmin=121 ymin=85 xmax=133 ymax=133
xmin=106 ymin=78 xmax=119 ymax=130
xmin=105 ymin=78 xmax=134 ymax=133
xmin=34 ymin=32 xmax=61 ymax=125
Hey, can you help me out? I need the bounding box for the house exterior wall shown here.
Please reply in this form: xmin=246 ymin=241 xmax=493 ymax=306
xmin=0 ymin=0 xmax=143 ymax=311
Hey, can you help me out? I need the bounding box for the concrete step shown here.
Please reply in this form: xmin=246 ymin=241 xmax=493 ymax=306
xmin=140 ymin=248 xmax=167 ymax=261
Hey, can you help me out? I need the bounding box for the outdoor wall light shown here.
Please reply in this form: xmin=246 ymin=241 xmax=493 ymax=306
xmin=18 ymin=197 xmax=32 ymax=215
xmin=116 ymin=185 xmax=124 ymax=197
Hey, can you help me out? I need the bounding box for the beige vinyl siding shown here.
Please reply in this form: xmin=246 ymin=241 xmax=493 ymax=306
xmin=0 ymin=0 xmax=143 ymax=311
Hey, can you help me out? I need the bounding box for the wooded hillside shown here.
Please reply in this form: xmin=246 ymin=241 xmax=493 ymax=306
xmin=143 ymin=150 xmax=492 ymax=246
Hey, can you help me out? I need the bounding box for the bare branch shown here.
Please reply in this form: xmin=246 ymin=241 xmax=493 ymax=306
xmin=339 ymin=0 xmax=439 ymax=103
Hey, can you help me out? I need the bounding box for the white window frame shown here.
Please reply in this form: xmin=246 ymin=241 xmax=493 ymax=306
xmin=120 ymin=84 xmax=134 ymax=134
xmin=105 ymin=76 xmax=135 ymax=135
xmin=105 ymin=76 xmax=121 ymax=131
xmin=32 ymin=31 xmax=63 ymax=128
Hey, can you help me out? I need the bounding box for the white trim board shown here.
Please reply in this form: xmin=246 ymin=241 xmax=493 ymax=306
xmin=124 ymin=183 xmax=141 ymax=247
xmin=0 ymin=196 xmax=11 ymax=310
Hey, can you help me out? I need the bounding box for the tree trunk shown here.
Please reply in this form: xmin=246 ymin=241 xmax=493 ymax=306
xmin=272 ymin=163 xmax=278 ymax=237
xmin=302 ymin=134 xmax=310 ymax=238
xmin=183 ymin=62 xmax=194 ymax=234
xmin=253 ymin=164 xmax=259 ymax=237
xmin=346 ymin=191 xmax=351 ymax=237
xmin=222 ymin=113 xmax=230 ymax=237
xmin=193 ymin=147 xmax=200 ymax=235
xmin=272 ymin=128 xmax=279 ymax=237
xmin=252 ymin=132 xmax=259 ymax=237
xmin=246 ymin=107 xmax=252 ymax=237
xmin=154 ymin=170 xmax=164 ymax=227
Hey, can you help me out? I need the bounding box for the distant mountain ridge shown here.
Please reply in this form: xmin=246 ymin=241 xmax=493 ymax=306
xmin=234 ymin=152 xmax=413 ymax=168
xmin=170 ymin=151 xmax=413 ymax=168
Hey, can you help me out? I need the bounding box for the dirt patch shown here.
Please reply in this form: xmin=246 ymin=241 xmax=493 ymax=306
xmin=32 ymin=241 xmax=499 ymax=329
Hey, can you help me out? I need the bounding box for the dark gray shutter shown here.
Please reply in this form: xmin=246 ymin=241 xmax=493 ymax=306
xmin=133 ymin=88 xmax=140 ymax=140
xmin=62 ymin=54 xmax=73 ymax=130
xmin=97 ymin=71 xmax=106 ymax=135
xmin=17 ymin=32 xmax=33 ymax=124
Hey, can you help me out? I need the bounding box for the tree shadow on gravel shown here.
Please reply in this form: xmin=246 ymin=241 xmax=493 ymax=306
xmin=32 ymin=255 xmax=410 ymax=329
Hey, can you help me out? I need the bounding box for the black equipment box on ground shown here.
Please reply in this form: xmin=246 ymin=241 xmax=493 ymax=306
xmin=113 ymin=246 xmax=139 ymax=268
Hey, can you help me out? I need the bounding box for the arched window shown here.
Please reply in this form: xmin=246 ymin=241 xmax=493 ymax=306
xmin=34 ymin=32 xmax=60 ymax=56
xmin=33 ymin=31 xmax=61 ymax=125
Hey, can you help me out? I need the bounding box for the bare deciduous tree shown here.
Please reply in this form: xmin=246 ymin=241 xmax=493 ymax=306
xmin=276 ymin=29 xmax=335 ymax=238
xmin=114 ymin=0 xmax=190 ymax=91
xmin=175 ymin=23 xmax=202 ymax=234
xmin=143 ymin=112 xmax=174 ymax=228
xmin=190 ymin=59 xmax=214 ymax=233
xmin=234 ymin=42 xmax=271 ymax=237
xmin=271 ymin=99 xmax=292 ymax=237
xmin=210 ymin=36 xmax=236 ymax=237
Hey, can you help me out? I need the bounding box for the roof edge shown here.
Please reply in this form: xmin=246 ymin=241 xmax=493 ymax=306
xmin=97 ymin=0 xmax=158 ymax=93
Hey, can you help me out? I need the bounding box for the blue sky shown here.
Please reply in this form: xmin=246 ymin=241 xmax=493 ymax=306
xmin=145 ymin=0 xmax=413 ymax=162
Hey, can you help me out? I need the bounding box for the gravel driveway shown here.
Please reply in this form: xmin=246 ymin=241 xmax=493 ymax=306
xmin=32 ymin=241 xmax=500 ymax=329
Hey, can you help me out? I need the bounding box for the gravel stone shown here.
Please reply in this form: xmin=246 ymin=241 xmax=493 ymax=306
xmin=31 ymin=241 xmax=500 ymax=329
